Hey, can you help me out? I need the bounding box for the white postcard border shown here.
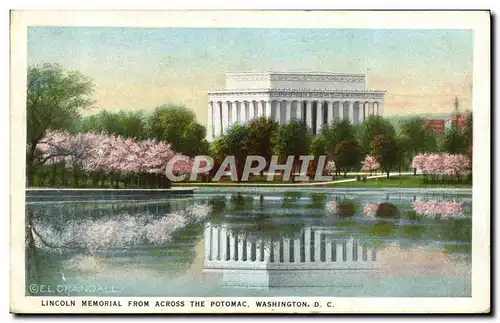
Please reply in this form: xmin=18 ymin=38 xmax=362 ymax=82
xmin=9 ymin=10 xmax=491 ymax=314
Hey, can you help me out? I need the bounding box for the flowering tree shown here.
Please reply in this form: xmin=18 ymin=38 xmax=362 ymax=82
xmin=325 ymin=160 xmax=336 ymax=175
xmin=35 ymin=131 xmax=193 ymax=188
xmin=360 ymin=155 xmax=380 ymax=175
xmin=412 ymin=153 xmax=471 ymax=184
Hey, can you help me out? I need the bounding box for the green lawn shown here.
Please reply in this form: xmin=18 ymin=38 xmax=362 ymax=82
xmin=323 ymin=175 xmax=472 ymax=188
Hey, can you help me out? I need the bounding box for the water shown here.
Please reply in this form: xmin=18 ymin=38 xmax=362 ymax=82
xmin=25 ymin=188 xmax=472 ymax=297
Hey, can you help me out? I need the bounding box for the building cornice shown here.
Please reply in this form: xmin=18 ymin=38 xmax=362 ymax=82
xmin=208 ymin=88 xmax=385 ymax=100
xmin=209 ymin=88 xmax=385 ymax=93
xmin=226 ymin=73 xmax=366 ymax=82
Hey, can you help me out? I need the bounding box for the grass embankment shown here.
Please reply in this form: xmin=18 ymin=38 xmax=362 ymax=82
xmin=172 ymin=174 xmax=356 ymax=187
xmin=323 ymin=175 xmax=472 ymax=188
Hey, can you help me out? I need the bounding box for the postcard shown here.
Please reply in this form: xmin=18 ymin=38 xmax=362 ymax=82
xmin=10 ymin=10 xmax=490 ymax=314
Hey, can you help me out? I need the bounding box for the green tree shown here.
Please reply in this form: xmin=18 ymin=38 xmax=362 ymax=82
xmin=319 ymin=119 xmax=356 ymax=160
xmin=27 ymin=63 xmax=94 ymax=186
xmin=394 ymin=137 xmax=410 ymax=175
xmin=210 ymin=124 xmax=251 ymax=181
xmin=272 ymin=120 xmax=311 ymax=176
xmin=246 ymin=117 xmax=279 ymax=174
xmin=442 ymin=126 xmax=467 ymax=154
xmin=357 ymin=116 xmax=396 ymax=155
xmin=80 ymin=110 xmax=148 ymax=139
xmin=148 ymin=105 xmax=208 ymax=156
xmin=334 ymin=139 xmax=362 ymax=177
xmin=371 ymin=134 xmax=400 ymax=179
xmin=399 ymin=117 xmax=438 ymax=174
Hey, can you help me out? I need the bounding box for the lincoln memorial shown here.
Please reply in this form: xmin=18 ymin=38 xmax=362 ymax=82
xmin=206 ymin=72 xmax=386 ymax=141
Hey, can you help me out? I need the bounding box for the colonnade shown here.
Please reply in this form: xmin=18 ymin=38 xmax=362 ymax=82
xmin=207 ymin=99 xmax=383 ymax=140
xmin=204 ymin=225 xmax=378 ymax=265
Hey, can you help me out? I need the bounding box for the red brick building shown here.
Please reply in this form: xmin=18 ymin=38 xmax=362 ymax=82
xmin=423 ymin=119 xmax=446 ymax=135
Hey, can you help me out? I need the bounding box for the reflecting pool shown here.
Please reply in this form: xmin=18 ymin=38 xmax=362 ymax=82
xmin=25 ymin=188 xmax=472 ymax=297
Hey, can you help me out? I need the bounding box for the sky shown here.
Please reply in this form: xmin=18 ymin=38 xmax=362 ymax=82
xmin=28 ymin=27 xmax=473 ymax=125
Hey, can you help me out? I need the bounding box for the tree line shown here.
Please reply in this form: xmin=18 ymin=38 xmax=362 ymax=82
xmin=212 ymin=112 xmax=472 ymax=180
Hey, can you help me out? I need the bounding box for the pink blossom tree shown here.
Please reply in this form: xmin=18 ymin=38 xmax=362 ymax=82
xmin=361 ymin=155 xmax=380 ymax=175
xmin=412 ymin=153 xmax=471 ymax=184
xmin=36 ymin=131 xmax=182 ymax=188
xmin=325 ymin=160 xmax=336 ymax=175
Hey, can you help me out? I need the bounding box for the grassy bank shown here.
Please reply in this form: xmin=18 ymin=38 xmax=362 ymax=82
xmin=323 ymin=175 xmax=472 ymax=188
xmin=172 ymin=175 xmax=356 ymax=187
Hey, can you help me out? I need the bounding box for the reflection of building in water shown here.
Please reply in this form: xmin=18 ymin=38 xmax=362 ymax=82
xmin=203 ymin=224 xmax=381 ymax=288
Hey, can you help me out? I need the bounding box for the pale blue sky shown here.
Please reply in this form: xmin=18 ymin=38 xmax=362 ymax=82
xmin=28 ymin=27 xmax=473 ymax=123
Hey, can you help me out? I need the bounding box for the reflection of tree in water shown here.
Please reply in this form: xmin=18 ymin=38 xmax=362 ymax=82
xmin=309 ymin=193 xmax=327 ymax=211
xmin=25 ymin=200 xmax=209 ymax=293
xmin=207 ymin=193 xmax=471 ymax=257
xmin=282 ymin=191 xmax=303 ymax=209
xmin=25 ymin=209 xmax=85 ymax=293
xmin=208 ymin=193 xmax=306 ymax=242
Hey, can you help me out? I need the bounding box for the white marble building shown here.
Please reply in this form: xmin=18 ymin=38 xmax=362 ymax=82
xmin=206 ymin=72 xmax=386 ymax=141
xmin=203 ymin=224 xmax=381 ymax=288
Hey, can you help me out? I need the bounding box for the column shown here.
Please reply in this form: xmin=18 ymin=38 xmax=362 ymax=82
xmin=215 ymin=102 xmax=222 ymax=137
xmin=240 ymin=101 xmax=247 ymax=123
xmin=316 ymin=102 xmax=323 ymax=134
xmin=237 ymin=235 xmax=244 ymax=261
xmin=212 ymin=226 xmax=220 ymax=261
xmin=325 ymin=239 xmax=332 ymax=262
xmin=358 ymin=102 xmax=364 ymax=125
xmin=285 ymin=100 xmax=292 ymax=123
xmin=305 ymin=101 xmax=313 ymax=129
xmin=327 ymin=101 xmax=333 ymax=125
xmin=257 ymin=100 xmax=264 ymax=118
xmin=265 ymin=101 xmax=272 ymax=118
xmin=346 ymin=239 xmax=354 ymax=262
xmin=220 ymin=226 xmax=228 ymax=261
xmin=357 ymin=241 xmax=364 ymax=262
xmin=294 ymin=238 xmax=301 ymax=263
xmin=314 ymin=230 xmax=321 ymax=262
xmin=304 ymin=227 xmax=311 ymax=262
xmin=275 ymin=100 xmax=282 ymax=124
xmin=348 ymin=101 xmax=354 ymax=124
xmin=378 ymin=101 xmax=384 ymax=116
xmin=283 ymin=239 xmax=290 ymax=262
xmin=207 ymin=102 xmax=214 ymax=139
xmin=231 ymin=102 xmax=238 ymax=125
xmin=204 ymin=224 xmax=212 ymax=260
xmin=338 ymin=102 xmax=344 ymax=121
xmin=336 ymin=240 xmax=345 ymax=262
xmin=262 ymin=241 xmax=271 ymax=262
xmin=231 ymin=234 xmax=238 ymax=261
xmin=246 ymin=239 xmax=253 ymax=262
xmin=249 ymin=101 xmax=255 ymax=120
xmin=370 ymin=102 xmax=375 ymax=116
xmin=221 ymin=101 xmax=229 ymax=134
xmin=296 ymin=101 xmax=302 ymax=121
xmin=273 ymin=239 xmax=281 ymax=263
xmin=256 ymin=240 xmax=263 ymax=262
